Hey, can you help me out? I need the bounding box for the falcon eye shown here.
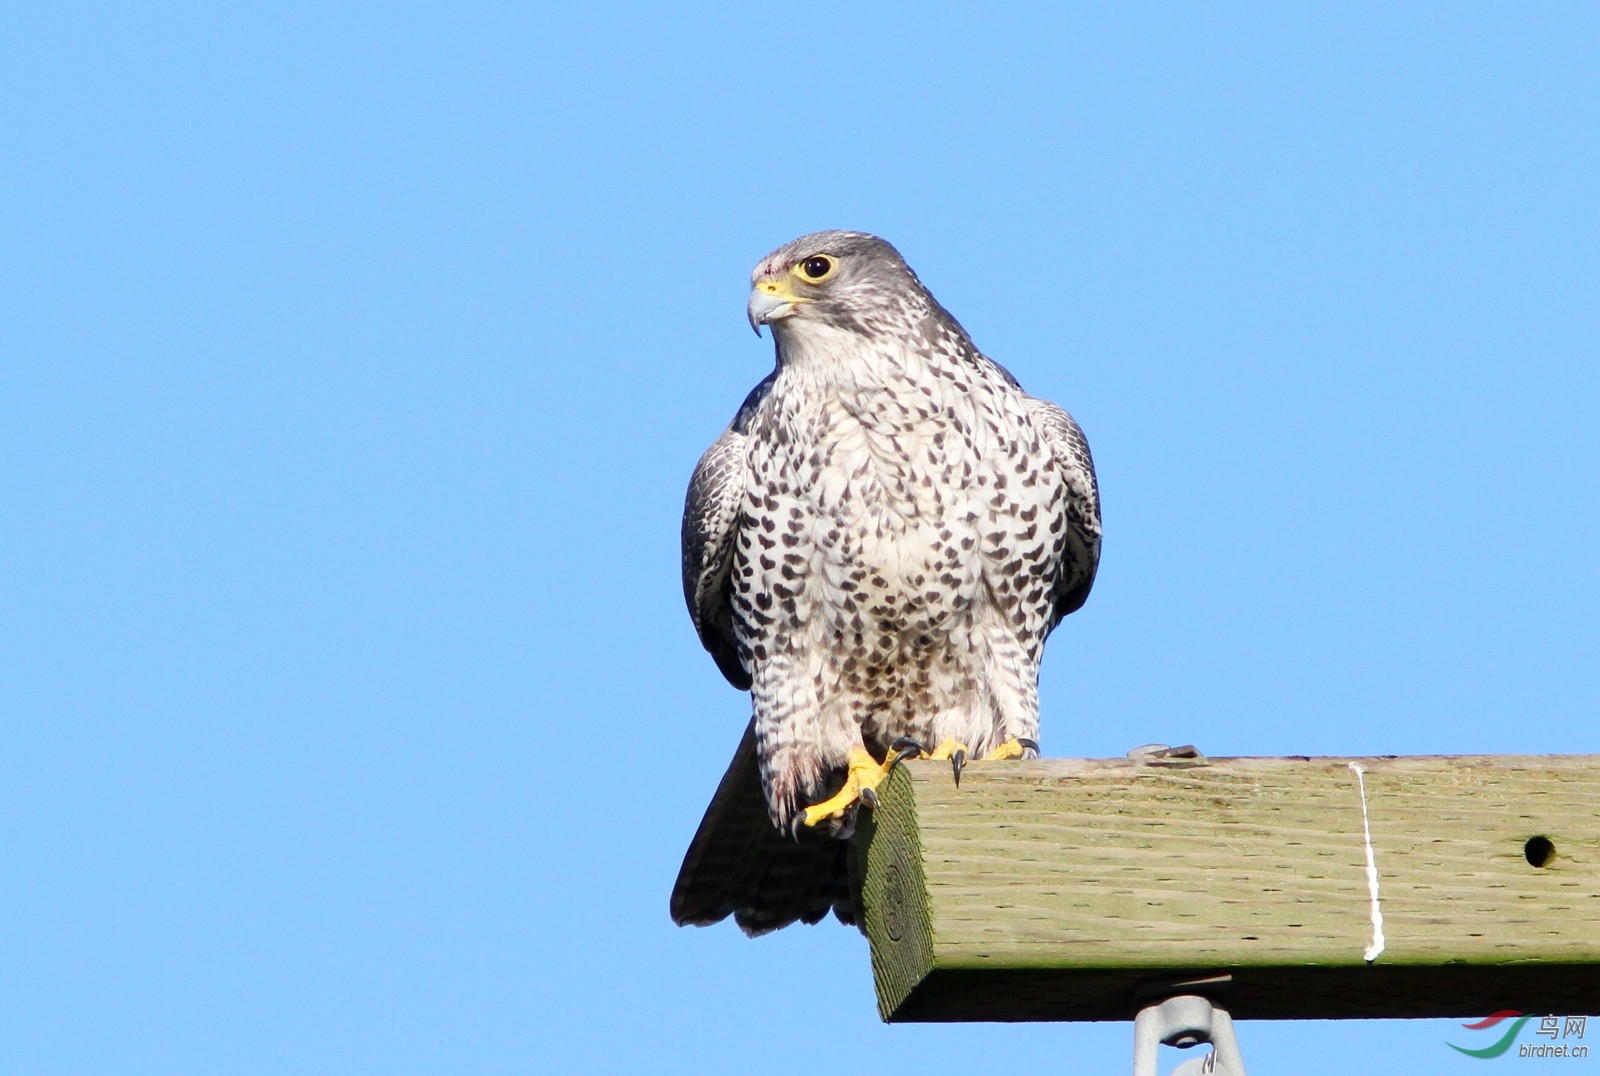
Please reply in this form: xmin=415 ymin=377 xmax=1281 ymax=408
xmin=799 ymin=255 xmax=835 ymax=282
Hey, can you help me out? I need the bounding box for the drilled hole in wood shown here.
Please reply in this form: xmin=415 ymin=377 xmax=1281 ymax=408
xmin=1524 ymin=836 xmax=1555 ymax=868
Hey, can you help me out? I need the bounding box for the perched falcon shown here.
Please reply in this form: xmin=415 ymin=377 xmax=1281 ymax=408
xmin=671 ymin=231 xmax=1101 ymax=935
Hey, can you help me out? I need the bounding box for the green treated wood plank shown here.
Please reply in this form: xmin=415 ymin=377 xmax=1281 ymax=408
xmin=852 ymin=754 xmax=1600 ymax=1022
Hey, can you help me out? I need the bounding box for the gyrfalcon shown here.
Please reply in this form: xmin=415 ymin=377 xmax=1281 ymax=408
xmin=671 ymin=231 xmax=1101 ymax=935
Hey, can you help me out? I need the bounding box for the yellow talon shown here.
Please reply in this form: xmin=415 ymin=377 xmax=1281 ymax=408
xmin=982 ymin=737 xmax=1031 ymax=761
xmin=801 ymin=747 xmax=898 ymax=828
xmin=864 ymin=736 xmax=1031 ymax=796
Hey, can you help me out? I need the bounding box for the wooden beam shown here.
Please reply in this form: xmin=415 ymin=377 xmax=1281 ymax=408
xmin=851 ymin=753 xmax=1600 ymax=1022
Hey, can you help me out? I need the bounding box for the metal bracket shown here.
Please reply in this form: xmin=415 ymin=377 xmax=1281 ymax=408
xmin=1131 ymin=977 xmax=1247 ymax=1076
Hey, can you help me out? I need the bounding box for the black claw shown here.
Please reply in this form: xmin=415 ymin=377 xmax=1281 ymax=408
xmin=951 ymin=748 xmax=967 ymax=786
xmin=891 ymin=736 xmax=928 ymax=758
xmin=860 ymin=787 xmax=878 ymax=809
xmin=1017 ymin=738 xmax=1040 ymax=758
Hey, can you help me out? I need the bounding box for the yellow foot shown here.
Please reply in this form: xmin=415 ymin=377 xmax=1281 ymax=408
xmin=926 ymin=739 xmax=971 ymax=785
xmin=889 ymin=736 xmax=1039 ymax=785
xmin=800 ymin=747 xmax=899 ymax=829
xmin=882 ymin=738 xmax=972 ymax=784
xmin=982 ymin=736 xmax=1039 ymax=762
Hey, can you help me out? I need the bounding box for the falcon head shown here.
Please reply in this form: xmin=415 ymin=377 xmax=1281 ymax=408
xmin=746 ymin=230 xmax=940 ymax=341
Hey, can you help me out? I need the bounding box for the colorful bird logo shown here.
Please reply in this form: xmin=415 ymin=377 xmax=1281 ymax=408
xmin=1447 ymin=1011 xmax=1531 ymax=1059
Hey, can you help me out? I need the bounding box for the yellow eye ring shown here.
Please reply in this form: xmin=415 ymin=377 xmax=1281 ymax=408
xmin=795 ymin=254 xmax=836 ymax=283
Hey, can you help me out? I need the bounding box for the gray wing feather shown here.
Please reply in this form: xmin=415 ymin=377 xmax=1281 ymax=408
xmin=682 ymin=430 xmax=749 ymax=689
xmin=1027 ymin=397 xmax=1103 ymax=627
xmin=681 ymin=373 xmax=773 ymax=690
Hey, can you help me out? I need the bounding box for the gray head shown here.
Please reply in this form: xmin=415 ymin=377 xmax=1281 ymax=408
xmin=746 ymin=230 xmax=956 ymax=342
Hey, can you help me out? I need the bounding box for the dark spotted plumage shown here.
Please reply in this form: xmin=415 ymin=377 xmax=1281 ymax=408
xmin=672 ymin=231 xmax=1101 ymax=935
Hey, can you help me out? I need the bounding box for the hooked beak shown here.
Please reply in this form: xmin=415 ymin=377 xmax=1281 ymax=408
xmin=747 ymin=279 xmax=808 ymax=335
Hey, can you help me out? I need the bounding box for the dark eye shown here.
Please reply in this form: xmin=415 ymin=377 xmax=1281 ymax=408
xmin=800 ymin=255 xmax=833 ymax=280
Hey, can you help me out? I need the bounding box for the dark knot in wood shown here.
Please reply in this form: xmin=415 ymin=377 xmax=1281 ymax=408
xmin=882 ymin=861 xmax=905 ymax=942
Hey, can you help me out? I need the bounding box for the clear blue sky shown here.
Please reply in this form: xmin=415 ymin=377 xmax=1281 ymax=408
xmin=3 ymin=5 xmax=1596 ymax=1073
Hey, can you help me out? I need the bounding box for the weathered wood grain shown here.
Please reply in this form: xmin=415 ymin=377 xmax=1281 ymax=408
xmin=852 ymin=754 xmax=1600 ymax=1022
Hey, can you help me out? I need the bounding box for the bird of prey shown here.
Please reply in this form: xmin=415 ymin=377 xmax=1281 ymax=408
xmin=671 ymin=231 xmax=1101 ymax=935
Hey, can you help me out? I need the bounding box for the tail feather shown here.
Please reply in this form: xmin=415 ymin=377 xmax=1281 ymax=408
xmin=670 ymin=720 xmax=855 ymax=936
